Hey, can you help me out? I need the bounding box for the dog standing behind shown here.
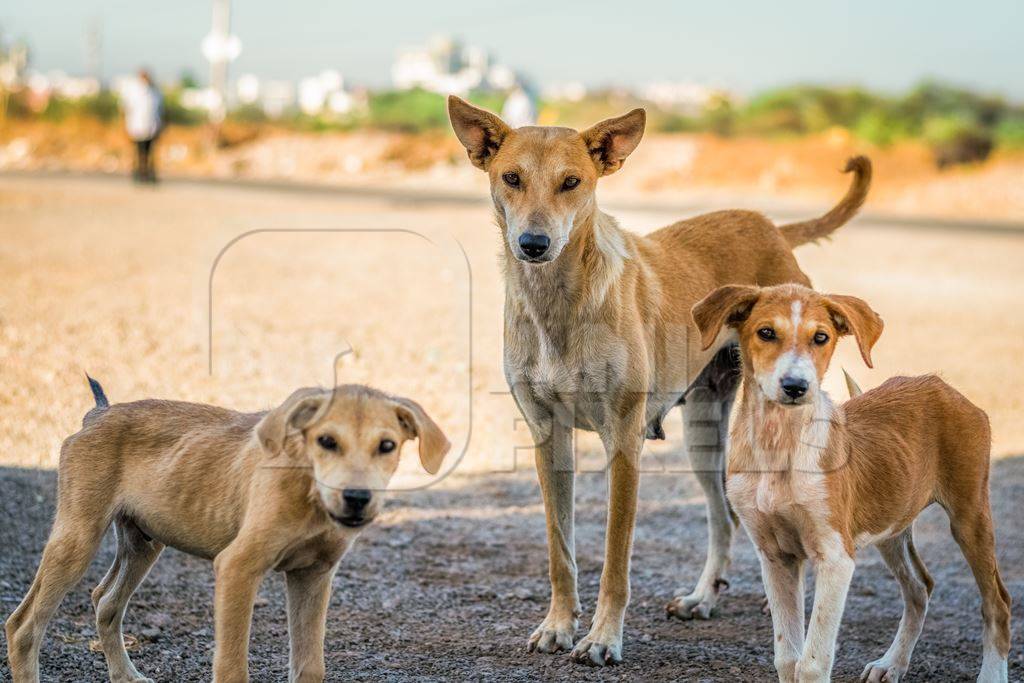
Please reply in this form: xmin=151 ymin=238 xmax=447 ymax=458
xmin=5 ymin=379 xmax=449 ymax=683
xmin=448 ymin=94 xmax=871 ymax=666
xmin=692 ymin=283 xmax=1010 ymax=682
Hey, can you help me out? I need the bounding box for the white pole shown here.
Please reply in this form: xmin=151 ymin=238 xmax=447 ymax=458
xmin=208 ymin=0 xmax=230 ymax=123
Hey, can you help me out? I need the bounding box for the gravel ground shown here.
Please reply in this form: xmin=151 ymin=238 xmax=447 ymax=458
xmin=2 ymin=175 xmax=1023 ymax=681
xmin=2 ymin=458 xmax=1022 ymax=682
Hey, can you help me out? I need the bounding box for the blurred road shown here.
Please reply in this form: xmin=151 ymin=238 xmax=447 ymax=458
xmin=5 ymin=169 xmax=1024 ymax=234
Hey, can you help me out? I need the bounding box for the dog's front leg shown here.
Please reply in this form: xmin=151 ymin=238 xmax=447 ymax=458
xmin=285 ymin=563 xmax=339 ymax=683
xmin=571 ymin=402 xmax=644 ymax=666
xmin=526 ymin=415 xmax=580 ymax=655
xmin=758 ymin=553 xmax=806 ymax=683
xmin=797 ymin=549 xmax=855 ymax=682
xmin=212 ymin=543 xmax=271 ymax=683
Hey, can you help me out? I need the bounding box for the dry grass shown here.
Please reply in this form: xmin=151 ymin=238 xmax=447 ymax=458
xmin=0 ymin=176 xmax=1021 ymax=487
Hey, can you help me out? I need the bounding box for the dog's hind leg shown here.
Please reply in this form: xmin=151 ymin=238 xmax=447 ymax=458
xmin=5 ymin=507 xmax=112 ymax=682
xmin=947 ymin=500 xmax=1011 ymax=682
xmin=667 ymin=380 xmax=738 ymax=621
xmin=861 ymin=528 xmax=933 ymax=683
xmin=92 ymin=517 xmax=163 ymax=683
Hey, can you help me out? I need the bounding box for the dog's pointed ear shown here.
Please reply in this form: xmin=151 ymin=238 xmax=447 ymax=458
xmin=257 ymin=388 xmax=330 ymax=456
xmin=393 ymin=397 xmax=450 ymax=475
xmin=691 ymin=285 xmax=761 ymax=351
xmin=823 ymin=294 xmax=883 ymax=368
xmin=581 ymin=108 xmax=646 ymax=176
xmin=448 ymin=95 xmax=512 ymax=171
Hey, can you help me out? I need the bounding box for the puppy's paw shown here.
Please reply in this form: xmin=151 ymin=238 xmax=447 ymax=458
xmin=860 ymin=657 xmax=907 ymax=682
xmin=665 ymin=579 xmax=727 ymax=621
xmin=570 ymin=629 xmax=623 ymax=667
xmin=526 ymin=614 xmax=577 ymax=654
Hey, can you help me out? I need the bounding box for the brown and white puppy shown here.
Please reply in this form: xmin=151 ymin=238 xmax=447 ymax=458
xmin=692 ymin=284 xmax=1010 ymax=682
xmin=448 ymin=95 xmax=871 ymax=665
xmin=5 ymin=379 xmax=449 ymax=683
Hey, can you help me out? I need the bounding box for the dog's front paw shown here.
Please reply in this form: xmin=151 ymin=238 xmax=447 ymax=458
xmin=570 ymin=627 xmax=622 ymax=667
xmin=665 ymin=579 xmax=727 ymax=621
xmin=527 ymin=613 xmax=577 ymax=654
xmin=860 ymin=656 xmax=908 ymax=682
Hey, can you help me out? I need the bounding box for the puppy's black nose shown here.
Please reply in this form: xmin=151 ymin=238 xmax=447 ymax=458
xmin=518 ymin=233 xmax=550 ymax=259
xmin=780 ymin=377 xmax=809 ymax=399
xmin=342 ymin=488 xmax=372 ymax=513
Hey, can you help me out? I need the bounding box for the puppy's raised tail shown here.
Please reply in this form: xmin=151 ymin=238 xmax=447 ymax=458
xmin=86 ymin=373 xmax=109 ymax=408
xmin=779 ymin=156 xmax=872 ymax=247
xmin=83 ymin=373 xmax=110 ymax=426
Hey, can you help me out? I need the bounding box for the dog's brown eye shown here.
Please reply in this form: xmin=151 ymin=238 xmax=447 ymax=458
xmin=757 ymin=327 xmax=776 ymax=341
xmin=502 ymin=172 xmax=520 ymax=188
xmin=813 ymin=332 xmax=830 ymax=345
xmin=562 ymin=176 xmax=580 ymax=191
xmin=379 ymin=439 xmax=396 ymax=454
xmin=317 ymin=434 xmax=338 ymax=451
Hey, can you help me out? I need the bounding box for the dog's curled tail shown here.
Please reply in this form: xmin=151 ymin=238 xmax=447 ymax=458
xmin=779 ymin=156 xmax=872 ymax=247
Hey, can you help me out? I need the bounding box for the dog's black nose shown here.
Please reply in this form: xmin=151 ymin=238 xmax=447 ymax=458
xmin=342 ymin=488 xmax=372 ymax=513
xmin=518 ymin=233 xmax=550 ymax=259
xmin=780 ymin=377 xmax=809 ymax=399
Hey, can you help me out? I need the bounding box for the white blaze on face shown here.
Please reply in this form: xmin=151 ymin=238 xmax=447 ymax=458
xmin=757 ymin=300 xmax=819 ymax=402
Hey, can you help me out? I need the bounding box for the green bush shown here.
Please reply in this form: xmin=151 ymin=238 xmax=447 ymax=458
xmin=922 ymin=115 xmax=993 ymax=167
xmin=995 ymin=115 xmax=1024 ymax=149
xmin=853 ymin=107 xmax=913 ymax=147
xmin=228 ymin=103 xmax=269 ymax=124
xmin=367 ymin=88 xmax=449 ymax=132
xmin=79 ymin=91 xmax=120 ymax=122
xmin=162 ymin=90 xmax=205 ymax=126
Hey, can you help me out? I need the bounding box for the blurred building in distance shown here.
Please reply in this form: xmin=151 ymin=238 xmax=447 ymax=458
xmin=640 ymin=81 xmax=721 ymax=115
xmin=541 ymin=82 xmax=588 ymax=102
xmin=391 ymin=35 xmax=522 ymax=95
xmin=298 ymin=70 xmax=354 ymax=115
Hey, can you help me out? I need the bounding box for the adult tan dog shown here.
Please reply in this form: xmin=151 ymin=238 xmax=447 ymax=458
xmin=448 ymin=95 xmax=871 ymax=665
xmin=5 ymin=379 xmax=449 ymax=683
xmin=692 ymin=283 xmax=1010 ymax=682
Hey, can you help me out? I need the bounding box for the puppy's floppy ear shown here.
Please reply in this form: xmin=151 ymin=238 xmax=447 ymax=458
xmin=257 ymin=388 xmax=329 ymax=456
xmin=581 ymin=108 xmax=646 ymax=176
xmin=823 ymin=294 xmax=884 ymax=368
xmin=448 ymin=95 xmax=511 ymax=171
xmin=393 ymin=397 xmax=450 ymax=475
xmin=691 ymin=285 xmax=761 ymax=351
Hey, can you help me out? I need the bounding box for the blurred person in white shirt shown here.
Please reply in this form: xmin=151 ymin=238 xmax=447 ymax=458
xmin=122 ymin=69 xmax=164 ymax=183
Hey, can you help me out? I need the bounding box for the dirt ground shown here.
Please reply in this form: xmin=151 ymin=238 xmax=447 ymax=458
xmin=4 ymin=120 xmax=1024 ymax=221
xmin=1 ymin=175 xmax=1023 ymax=680
xmin=1 ymin=460 xmax=1023 ymax=682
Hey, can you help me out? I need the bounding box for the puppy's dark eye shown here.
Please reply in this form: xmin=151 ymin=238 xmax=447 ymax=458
xmin=502 ymin=172 xmax=520 ymax=188
xmin=813 ymin=332 xmax=830 ymax=345
xmin=317 ymin=434 xmax=338 ymax=451
xmin=562 ymin=176 xmax=580 ymax=191
xmin=757 ymin=327 xmax=776 ymax=341
xmin=379 ymin=439 xmax=396 ymax=454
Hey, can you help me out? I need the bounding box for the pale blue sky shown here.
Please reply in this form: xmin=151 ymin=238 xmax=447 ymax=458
xmin=3 ymin=0 xmax=1021 ymax=98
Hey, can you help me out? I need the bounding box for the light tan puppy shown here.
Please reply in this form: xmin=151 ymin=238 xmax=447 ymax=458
xmin=448 ymin=95 xmax=871 ymax=665
xmin=692 ymin=283 xmax=1010 ymax=682
xmin=5 ymin=379 xmax=449 ymax=683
